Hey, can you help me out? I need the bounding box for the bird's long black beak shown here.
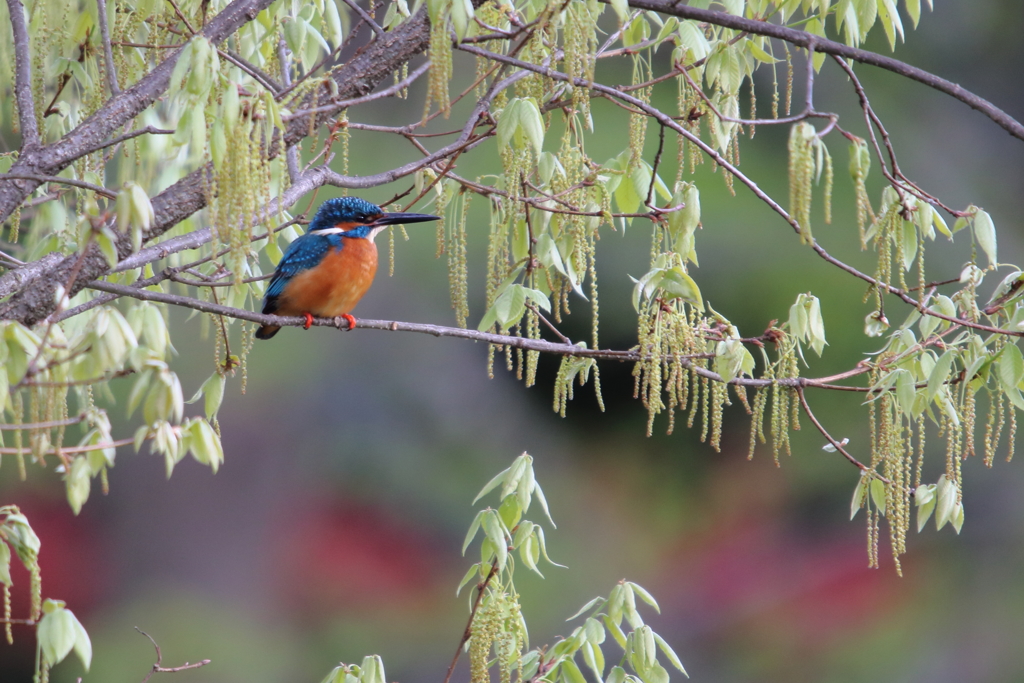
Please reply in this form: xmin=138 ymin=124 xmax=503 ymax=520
xmin=372 ymin=212 xmax=440 ymax=226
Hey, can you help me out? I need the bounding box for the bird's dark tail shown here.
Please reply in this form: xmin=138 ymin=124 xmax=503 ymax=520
xmin=256 ymin=295 xmax=280 ymax=340
xmin=255 ymin=325 xmax=280 ymax=340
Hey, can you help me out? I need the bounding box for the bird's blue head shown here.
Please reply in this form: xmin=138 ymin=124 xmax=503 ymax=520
xmin=308 ymin=197 xmax=439 ymax=239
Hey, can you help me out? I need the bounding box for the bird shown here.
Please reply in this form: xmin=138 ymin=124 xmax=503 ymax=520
xmin=255 ymin=197 xmax=439 ymax=340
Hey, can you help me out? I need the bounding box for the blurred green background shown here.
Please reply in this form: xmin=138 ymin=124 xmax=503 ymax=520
xmin=3 ymin=2 xmax=1024 ymax=682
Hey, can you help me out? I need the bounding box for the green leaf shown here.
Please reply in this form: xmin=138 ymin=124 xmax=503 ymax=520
xmin=905 ymin=0 xmax=921 ymax=27
xmin=628 ymin=582 xmax=660 ymax=613
xmin=566 ymin=596 xmax=605 ymax=621
xmin=869 ymin=478 xmax=887 ymax=517
xmin=562 ymin=656 xmax=588 ymax=683
xmin=585 ymin=641 xmax=607 ymax=679
xmin=614 ymin=168 xmax=642 ymax=216
xmin=603 ymin=616 xmax=627 ymax=649
xmin=950 ymin=501 xmax=965 ymax=534
xmin=38 ymin=601 xmax=77 ymax=667
xmin=926 ymin=350 xmax=955 ymax=402
xmin=533 ymin=480 xmax=555 ymax=527
xmin=850 ymin=473 xmax=867 ymax=520
xmin=622 ymin=15 xmax=650 ymax=47
xmin=932 ymin=208 xmax=951 ymax=239
xmin=746 ymin=38 xmax=778 ymax=63
xmin=72 ymin=613 xmax=92 ymax=671
xmin=463 ymin=509 xmax=486 ymax=554
xmin=496 ymin=99 xmax=521 ymax=150
xmin=895 ymin=369 xmax=915 ymax=416
xmin=324 ymin=0 xmax=344 ymax=45
xmin=901 ymin=220 xmax=917 ymax=272
xmin=473 ymin=466 xmax=510 ymax=503
xmin=606 ymin=666 xmax=627 ymax=683
xmin=585 ymin=617 xmax=606 ymax=645
xmin=608 ymin=0 xmax=629 ymax=23
xmin=517 ymin=459 xmax=536 ymax=513
xmin=482 ymin=510 xmax=508 ymax=570
xmin=519 ymin=532 xmax=543 ymax=577
xmin=0 ymin=541 xmax=10 ymax=587
xmin=658 ymin=267 xmax=704 ymax=311
xmin=202 ymin=373 xmax=226 ymax=419
xmin=999 ymin=344 xmax=1024 ymax=394
xmin=623 ymin=580 xmax=642 ymax=628
xmin=127 ymin=371 xmax=151 ymax=419
xmin=973 ymin=208 xmax=997 ymax=267
xmin=653 ymin=633 xmax=687 ymax=676
xmin=915 ymin=484 xmax=937 ymax=532
xmin=517 ymin=98 xmax=544 ymax=155
xmin=95 ymin=227 xmax=120 ymax=268
xmin=494 ymin=284 xmax=528 ymax=330
xmin=934 ymin=474 xmax=956 ymax=530
xmin=534 ymin=526 xmax=565 ymax=566
xmin=321 ymin=666 xmax=347 ymax=683
xmin=168 ymin=40 xmax=195 ymax=99
xmin=456 ymin=562 xmax=482 ymax=596
xmin=498 ymin=495 xmax=522 ymax=530
xmin=191 ymin=419 xmax=224 ymax=473
xmin=66 ymin=457 xmax=92 ymax=515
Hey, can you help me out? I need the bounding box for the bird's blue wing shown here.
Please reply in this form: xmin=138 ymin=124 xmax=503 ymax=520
xmin=264 ymin=233 xmax=333 ymax=306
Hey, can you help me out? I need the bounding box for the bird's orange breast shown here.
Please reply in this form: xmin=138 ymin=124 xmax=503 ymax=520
xmin=277 ymin=240 xmax=378 ymax=317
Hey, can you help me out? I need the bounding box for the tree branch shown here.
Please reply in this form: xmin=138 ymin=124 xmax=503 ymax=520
xmin=0 ymin=0 xmax=278 ymax=222
xmin=616 ymin=0 xmax=1024 ymax=142
xmin=95 ymin=0 xmax=121 ymax=95
xmin=796 ymin=386 xmax=878 ymax=477
xmin=5 ymin=0 xmax=39 ymax=149
xmin=135 ymin=627 xmax=211 ymax=683
xmin=0 ymin=173 xmax=118 ymax=199
xmin=457 ymin=43 xmax=1024 ymax=342
xmin=82 ymin=277 xmax=887 ymax=394
xmin=340 ymin=0 xmax=385 ymax=39
xmin=444 ymin=560 xmax=499 ymax=683
xmin=0 ymin=3 xmax=440 ymax=325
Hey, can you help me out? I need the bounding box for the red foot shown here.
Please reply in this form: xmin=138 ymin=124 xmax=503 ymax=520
xmin=341 ymin=313 xmax=356 ymax=331
xmin=302 ymin=312 xmax=314 ymax=330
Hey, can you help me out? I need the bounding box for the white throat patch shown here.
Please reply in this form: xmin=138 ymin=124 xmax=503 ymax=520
xmin=312 ymin=226 xmax=386 ymax=241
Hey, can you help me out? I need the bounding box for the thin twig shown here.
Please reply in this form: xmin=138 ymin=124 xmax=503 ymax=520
xmin=617 ymin=0 xmax=1024 ymax=141
xmin=135 ymin=627 xmax=212 ymax=683
xmin=165 ymin=0 xmax=197 ymax=34
xmin=282 ymin=62 xmax=431 ymax=121
xmin=76 ymin=125 xmax=176 ymax=159
xmin=5 ymin=0 xmax=39 ymax=147
xmin=0 ymin=414 xmax=88 ymax=431
xmin=443 ymin=560 xmax=499 ymax=683
xmin=96 ymin=0 xmax=121 ymax=94
xmin=218 ymin=49 xmax=283 ymax=93
xmin=796 ymin=386 xmax=885 ymax=481
xmin=0 ymin=437 xmax=134 ymax=455
xmin=340 ymin=0 xmax=384 ymax=38
xmin=457 ymin=43 xmax=1024 ymax=341
xmin=0 ymin=173 xmax=117 ymax=199
xmin=277 ymin=39 xmax=302 ymax=184
xmin=646 ymin=124 xmax=666 ymax=208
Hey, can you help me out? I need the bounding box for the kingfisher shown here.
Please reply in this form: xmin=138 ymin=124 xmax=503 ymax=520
xmin=255 ymin=197 xmax=439 ymax=340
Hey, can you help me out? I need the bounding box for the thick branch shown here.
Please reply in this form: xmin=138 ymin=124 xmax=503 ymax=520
xmin=0 ymin=5 xmax=439 ymax=325
xmin=0 ymin=0 xmax=278 ymax=222
xmin=617 ymin=0 xmax=1024 ymax=142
